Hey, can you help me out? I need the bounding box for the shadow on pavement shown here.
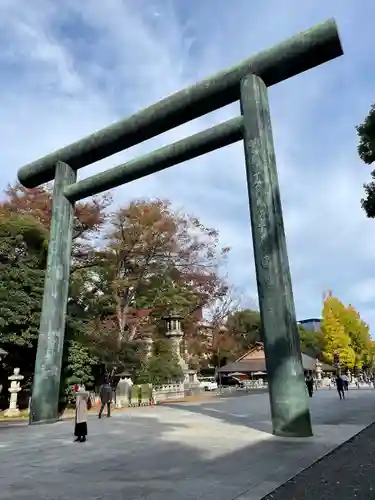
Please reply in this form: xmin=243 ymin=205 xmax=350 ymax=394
xmin=165 ymin=400 xmax=274 ymax=434
xmin=163 ymin=387 xmax=375 ymax=436
xmin=1 ymin=405 xmax=372 ymax=500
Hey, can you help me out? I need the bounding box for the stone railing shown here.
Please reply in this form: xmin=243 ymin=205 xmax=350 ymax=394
xmin=244 ymin=380 xmax=268 ymax=389
xmin=153 ymin=383 xmax=185 ymax=402
xmin=93 ymin=382 xmax=205 ymax=408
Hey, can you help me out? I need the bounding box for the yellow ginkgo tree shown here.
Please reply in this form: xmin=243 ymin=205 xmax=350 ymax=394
xmin=340 ymin=305 xmax=372 ymax=370
xmin=321 ymin=294 xmax=355 ymax=369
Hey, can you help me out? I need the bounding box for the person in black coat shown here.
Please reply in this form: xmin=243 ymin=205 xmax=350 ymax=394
xmin=98 ymin=378 xmax=112 ymax=418
xmin=335 ymin=374 xmax=345 ymax=400
xmin=305 ymin=372 xmax=314 ymax=398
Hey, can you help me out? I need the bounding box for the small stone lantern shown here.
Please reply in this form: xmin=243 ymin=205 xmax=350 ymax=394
xmin=314 ymin=359 xmax=322 ymax=380
xmin=4 ymin=368 xmax=24 ymax=417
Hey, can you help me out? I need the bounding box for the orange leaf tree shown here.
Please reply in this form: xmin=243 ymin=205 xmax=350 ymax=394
xmin=2 ymin=182 xmax=112 ymax=274
xmin=84 ymin=199 xmax=230 ymax=373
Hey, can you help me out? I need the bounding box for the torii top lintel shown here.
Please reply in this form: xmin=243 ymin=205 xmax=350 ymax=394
xmin=18 ymin=18 xmax=343 ymax=189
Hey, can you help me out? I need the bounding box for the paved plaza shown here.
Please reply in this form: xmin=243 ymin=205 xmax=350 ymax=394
xmin=0 ymin=389 xmax=374 ymax=500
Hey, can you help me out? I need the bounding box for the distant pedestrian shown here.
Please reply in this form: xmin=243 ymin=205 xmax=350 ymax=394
xmin=126 ymin=377 xmax=133 ymax=406
xmin=98 ymin=378 xmax=112 ymax=418
xmin=341 ymin=374 xmax=349 ymax=391
xmin=74 ymin=385 xmax=90 ymax=443
xmin=305 ymin=372 xmax=314 ymax=398
xmin=335 ymin=375 xmax=345 ymax=400
xmin=314 ymin=378 xmax=319 ymax=391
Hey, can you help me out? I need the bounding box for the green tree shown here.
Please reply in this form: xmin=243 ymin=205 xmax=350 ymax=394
xmin=357 ymin=104 xmax=375 ymax=216
xmin=60 ymin=340 xmax=99 ymax=407
xmin=58 ymin=300 xmax=102 ymax=411
xmin=146 ymin=337 xmax=183 ymax=385
xmin=0 ymin=182 xmax=111 ymax=402
xmin=298 ymin=326 xmax=323 ymax=358
xmin=0 ymin=212 xmax=47 ymax=391
xmin=226 ymin=308 xmax=262 ymax=350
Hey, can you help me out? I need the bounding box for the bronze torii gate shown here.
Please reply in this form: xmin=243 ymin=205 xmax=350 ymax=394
xmin=18 ymin=18 xmax=343 ymax=437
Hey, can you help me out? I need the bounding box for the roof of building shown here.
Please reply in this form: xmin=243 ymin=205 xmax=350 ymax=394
xmin=218 ymin=343 xmax=334 ymax=373
xmin=298 ymin=318 xmax=321 ymax=324
xmin=219 ymin=359 xmax=266 ymax=373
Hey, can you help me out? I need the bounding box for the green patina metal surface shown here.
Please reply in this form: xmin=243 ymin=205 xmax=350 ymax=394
xmin=64 ymin=117 xmax=244 ymax=202
xmin=240 ymin=74 xmax=312 ymax=437
xmin=18 ymin=19 xmax=342 ymax=188
xmin=29 ymin=162 xmax=76 ymax=425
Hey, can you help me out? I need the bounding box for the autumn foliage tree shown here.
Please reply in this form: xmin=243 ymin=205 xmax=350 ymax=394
xmin=85 ymin=200 xmax=230 ymax=352
xmin=0 ymin=183 xmax=233 ymax=390
xmin=339 ymin=304 xmax=372 ymax=370
xmin=2 ymin=183 xmax=111 ymax=273
xmin=321 ymin=299 xmax=355 ymax=369
xmin=321 ymin=291 xmax=371 ymax=371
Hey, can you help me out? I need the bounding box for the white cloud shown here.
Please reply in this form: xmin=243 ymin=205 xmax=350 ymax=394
xmin=351 ymin=279 xmax=375 ymax=306
xmin=1 ymin=0 xmax=375 ymax=332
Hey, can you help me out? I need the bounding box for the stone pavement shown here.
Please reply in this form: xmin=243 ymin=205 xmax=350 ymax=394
xmin=0 ymin=389 xmax=374 ymax=500
xmin=261 ymin=420 xmax=375 ymax=500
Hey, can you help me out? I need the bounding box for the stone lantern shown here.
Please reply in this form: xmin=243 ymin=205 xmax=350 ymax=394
xmin=314 ymin=358 xmax=322 ymax=380
xmin=4 ymin=367 xmax=24 ymax=417
xmin=144 ymin=337 xmax=154 ymax=358
xmin=162 ymin=310 xmax=198 ymax=388
xmin=163 ymin=310 xmax=185 ymax=363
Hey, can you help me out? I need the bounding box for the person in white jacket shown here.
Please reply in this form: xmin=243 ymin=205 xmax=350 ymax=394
xmin=74 ymin=385 xmax=90 ymax=443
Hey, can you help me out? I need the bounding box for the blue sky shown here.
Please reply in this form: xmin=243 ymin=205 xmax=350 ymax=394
xmin=1 ymin=1 xmax=375 ymax=330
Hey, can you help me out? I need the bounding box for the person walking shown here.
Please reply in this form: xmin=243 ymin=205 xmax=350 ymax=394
xmin=126 ymin=377 xmax=133 ymax=406
xmin=335 ymin=374 xmax=345 ymax=400
xmin=98 ymin=378 xmax=112 ymax=418
xmin=74 ymin=384 xmax=90 ymax=443
xmin=305 ymin=372 xmax=314 ymax=398
xmin=341 ymin=373 xmax=349 ymax=391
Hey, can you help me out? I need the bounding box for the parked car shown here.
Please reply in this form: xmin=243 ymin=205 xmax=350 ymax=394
xmin=217 ymin=375 xmax=243 ymax=387
xmin=198 ymin=377 xmax=218 ymax=391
